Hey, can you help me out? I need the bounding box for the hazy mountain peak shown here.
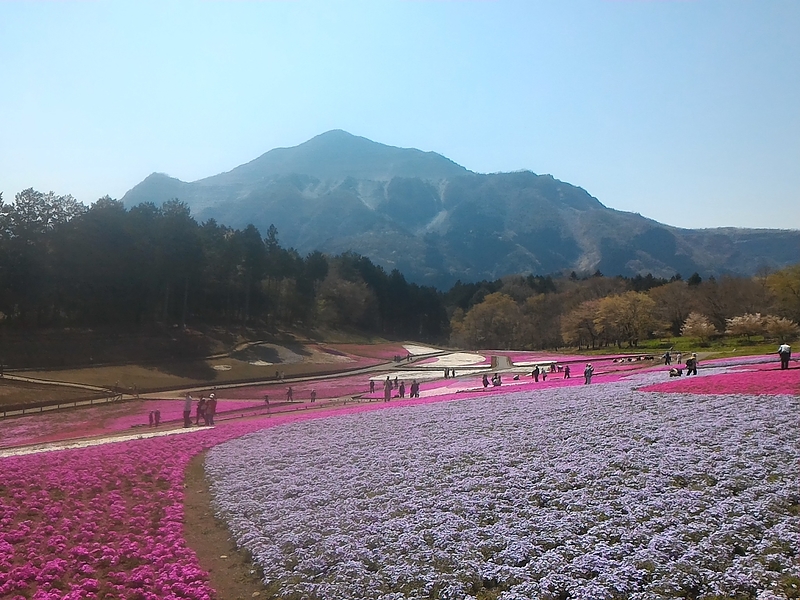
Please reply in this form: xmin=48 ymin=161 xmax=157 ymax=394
xmin=205 ymin=130 xmax=470 ymax=185
xmin=121 ymin=132 xmax=800 ymax=287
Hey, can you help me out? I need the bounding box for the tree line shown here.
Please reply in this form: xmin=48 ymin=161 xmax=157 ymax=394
xmin=0 ymin=189 xmax=448 ymax=340
xmin=450 ymin=267 xmax=800 ymax=349
xmin=2 ymin=188 xmax=798 ymax=350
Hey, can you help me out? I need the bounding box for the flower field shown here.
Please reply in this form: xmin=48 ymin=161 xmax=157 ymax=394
xmin=0 ymin=354 xmax=798 ymax=600
xmin=639 ymin=363 xmax=799 ymax=396
xmin=207 ymin=372 xmax=800 ymax=600
xmin=0 ymin=398 xmax=265 ymax=449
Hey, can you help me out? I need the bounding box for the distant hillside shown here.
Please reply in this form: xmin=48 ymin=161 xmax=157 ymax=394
xmin=122 ymin=130 xmax=800 ymax=288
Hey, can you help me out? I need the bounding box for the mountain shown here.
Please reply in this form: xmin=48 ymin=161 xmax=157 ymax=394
xmin=122 ymin=130 xmax=800 ymax=288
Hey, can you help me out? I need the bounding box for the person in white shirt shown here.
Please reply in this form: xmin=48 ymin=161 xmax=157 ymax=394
xmin=778 ymin=343 xmax=791 ymax=370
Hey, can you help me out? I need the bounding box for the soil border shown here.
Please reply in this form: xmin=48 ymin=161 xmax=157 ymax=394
xmin=184 ymin=450 xmax=269 ymax=600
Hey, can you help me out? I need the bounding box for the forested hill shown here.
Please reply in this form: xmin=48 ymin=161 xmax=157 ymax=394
xmin=0 ymin=190 xmax=448 ymax=340
xmin=122 ymin=130 xmax=800 ymax=288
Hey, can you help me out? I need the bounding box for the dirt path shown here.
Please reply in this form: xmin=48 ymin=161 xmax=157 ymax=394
xmin=184 ymin=451 xmax=270 ymax=599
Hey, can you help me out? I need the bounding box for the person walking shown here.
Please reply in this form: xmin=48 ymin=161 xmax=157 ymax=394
xmin=195 ymin=396 xmax=207 ymax=426
xmin=532 ymin=366 xmax=540 ymax=382
xmin=482 ymin=374 xmax=489 ymax=388
xmin=310 ymin=389 xmax=317 ymax=403
xmin=383 ymin=376 xmax=392 ymax=402
xmin=183 ymin=394 xmax=193 ymax=428
xmin=663 ymin=351 xmax=672 ymax=365
xmin=583 ymin=363 xmax=594 ymax=385
xmin=685 ymin=353 xmax=698 ymax=376
xmin=287 ymin=386 xmax=293 ymax=401
xmin=399 ymin=381 xmax=405 ymax=398
xmin=207 ymin=394 xmax=217 ymax=425
xmin=564 ymin=365 xmax=571 ymax=379
xmin=778 ymin=343 xmax=791 ymax=370
xmin=369 ymin=379 xmax=375 ymax=393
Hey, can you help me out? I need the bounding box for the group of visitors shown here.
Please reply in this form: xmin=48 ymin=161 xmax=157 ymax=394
xmin=147 ymin=410 xmax=161 ymax=426
xmin=482 ymin=373 xmax=503 ymax=387
xmin=381 ymin=376 xmax=419 ymax=400
xmin=182 ymin=393 xmax=217 ymax=427
xmin=668 ymin=353 xmax=698 ymax=377
xmin=531 ymin=366 xmax=549 ymax=382
xmin=662 ymin=350 xmax=684 ymax=366
xmin=443 ymin=368 xmax=457 ymax=378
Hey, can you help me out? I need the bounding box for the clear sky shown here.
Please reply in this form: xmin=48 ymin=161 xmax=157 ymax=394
xmin=1 ymin=0 xmax=798 ymax=230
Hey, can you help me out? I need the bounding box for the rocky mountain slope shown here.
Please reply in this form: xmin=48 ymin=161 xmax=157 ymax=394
xmin=122 ymin=130 xmax=800 ymax=288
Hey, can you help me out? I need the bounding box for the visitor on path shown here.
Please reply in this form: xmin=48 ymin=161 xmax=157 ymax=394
xmin=482 ymin=374 xmax=489 ymax=388
xmin=183 ymin=394 xmax=193 ymax=428
xmin=564 ymin=365 xmax=571 ymax=379
xmin=384 ymin=376 xmax=392 ymax=402
xmin=410 ymin=380 xmax=420 ymax=398
xmin=541 ymin=369 xmax=547 ymax=382
xmin=196 ymin=397 xmax=207 ymax=425
xmin=154 ymin=410 xmax=161 ymax=426
xmin=394 ymin=376 xmax=399 ymax=389
xmin=310 ymin=389 xmax=317 ymax=403
xmin=148 ymin=411 xmax=154 ymax=427
xmin=399 ymin=381 xmax=405 ymax=398
xmin=444 ymin=368 xmax=449 ymax=379
xmin=207 ymin=394 xmax=217 ymax=425
xmin=663 ymin=351 xmax=672 ymax=365
xmin=532 ymin=366 xmax=540 ymax=382
xmin=685 ymin=353 xmax=698 ymax=376
xmin=287 ymin=386 xmax=293 ymax=401
xmin=583 ymin=363 xmax=594 ymax=385
xmin=369 ymin=379 xmax=375 ymax=393
xmin=778 ymin=343 xmax=791 ymax=370
xmin=677 ymin=352 xmax=682 ymax=364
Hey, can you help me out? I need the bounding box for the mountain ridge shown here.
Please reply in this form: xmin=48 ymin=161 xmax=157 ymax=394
xmin=121 ymin=131 xmax=800 ymax=288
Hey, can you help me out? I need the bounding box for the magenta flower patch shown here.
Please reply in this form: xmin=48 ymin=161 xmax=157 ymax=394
xmin=640 ymin=366 xmax=799 ymax=395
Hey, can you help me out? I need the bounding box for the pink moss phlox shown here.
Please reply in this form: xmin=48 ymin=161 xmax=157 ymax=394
xmin=639 ymin=367 xmax=800 ymax=395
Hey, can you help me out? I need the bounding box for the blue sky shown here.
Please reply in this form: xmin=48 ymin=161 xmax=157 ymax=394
xmin=1 ymin=0 xmax=798 ymax=230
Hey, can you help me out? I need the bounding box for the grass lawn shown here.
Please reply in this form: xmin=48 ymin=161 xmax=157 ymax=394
xmin=0 ymin=378 xmax=92 ymax=407
xmin=584 ymin=335 xmax=782 ymax=360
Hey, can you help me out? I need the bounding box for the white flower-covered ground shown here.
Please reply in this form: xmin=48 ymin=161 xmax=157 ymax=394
xmin=206 ymin=373 xmax=800 ymax=600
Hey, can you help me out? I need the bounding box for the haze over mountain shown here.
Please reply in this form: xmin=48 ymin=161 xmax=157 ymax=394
xmin=123 ymin=130 xmax=800 ymax=288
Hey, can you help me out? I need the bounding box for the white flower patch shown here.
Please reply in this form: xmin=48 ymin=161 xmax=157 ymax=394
xmin=206 ymin=376 xmax=800 ymax=600
xmin=420 ymin=352 xmax=488 ymax=368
